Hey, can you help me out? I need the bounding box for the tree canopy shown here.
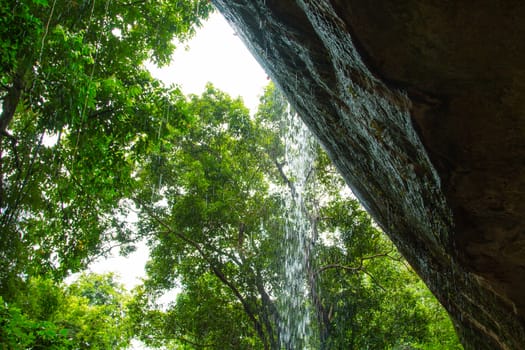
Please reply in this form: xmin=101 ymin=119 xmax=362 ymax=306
xmin=0 ymin=273 xmax=131 ymax=349
xmin=128 ymin=83 xmax=462 ymax=350
xmin=1 ymin=1 xmax=462 ymax=349
xmin=0 ymin=0 xmax=213 ymax=296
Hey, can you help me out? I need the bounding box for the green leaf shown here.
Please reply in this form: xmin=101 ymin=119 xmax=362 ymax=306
xmin=32 ymin=0 xmax=49 ymax=6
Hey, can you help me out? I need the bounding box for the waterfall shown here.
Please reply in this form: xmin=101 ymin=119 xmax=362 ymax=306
xmin=278 ymin=107 xmax=317 ymax=350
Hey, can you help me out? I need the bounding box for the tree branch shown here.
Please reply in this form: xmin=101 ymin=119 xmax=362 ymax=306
xmin=136 ymin=200 xmax=271 ymax=350
xmin=273 ymin=160 xmax=297 ymax=198
xmin=317 ymin=252 xmax=397 ymax=291
xmin=317 ymin=251 xmax=396 ymax=274
xmin=0 ymin=79 xmax=24 ymax=136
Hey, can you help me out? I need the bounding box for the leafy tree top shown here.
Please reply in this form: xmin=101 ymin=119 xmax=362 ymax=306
xmin=0 ymin=0 xmax=213 ymax=296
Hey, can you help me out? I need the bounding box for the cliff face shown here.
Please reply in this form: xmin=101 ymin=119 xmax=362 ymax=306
xmin=212 ymin=1 xmax=525 ymax=349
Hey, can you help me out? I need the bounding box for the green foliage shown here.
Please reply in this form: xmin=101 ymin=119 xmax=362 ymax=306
xmin=0 ymin=296 xmax=71 ymax=349
xmin=0 ymin=3 xmax=462 ymax=347
xmin=131 ymin=84 xmax=281 ymax=349
xmin=0 ymin=275 xmax=131 ymax=350
xmin=127 ymin=83 xmax=462 ymax=350
xmin=0 ymin=273 xmax=131 ymax=349
xmin=0 ymin=0 xmax=43 ymax=86
xmin=130 ymin=273 xmax=264 ymax=349
xmin=170 ymin=273 xmax=263 ymax=349
xmin=0 ymin=0 xmax=213 ymax=296
xmin=58 ymin=273 xmax=132 ymax=349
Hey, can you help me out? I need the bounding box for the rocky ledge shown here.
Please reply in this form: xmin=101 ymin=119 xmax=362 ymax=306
xmin=213 ymin=1 xmax=525 ymax=349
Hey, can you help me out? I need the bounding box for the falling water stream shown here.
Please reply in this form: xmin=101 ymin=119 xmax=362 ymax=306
xmin=279 ymin=108 xmax=317 ymax=350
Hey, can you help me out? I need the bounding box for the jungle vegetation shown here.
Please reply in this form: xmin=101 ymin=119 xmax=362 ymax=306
xmin=0 ymin=1 xmax=461 ymax=349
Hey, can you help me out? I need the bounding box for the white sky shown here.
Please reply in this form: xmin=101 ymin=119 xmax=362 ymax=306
xmin=88 ymin=11 xmax=269 ymax=295
xmin=148 ymin=12 xmax=269 ymax=113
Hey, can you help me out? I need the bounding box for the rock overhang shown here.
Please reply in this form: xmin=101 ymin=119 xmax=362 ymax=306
xmin=212 ymin=1 xmax=525 ymax=349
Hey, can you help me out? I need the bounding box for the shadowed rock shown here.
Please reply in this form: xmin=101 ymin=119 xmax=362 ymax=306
xmin=212 ymin=1 xmax=525 ymax=349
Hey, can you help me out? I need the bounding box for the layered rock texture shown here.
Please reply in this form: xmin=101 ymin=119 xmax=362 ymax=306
xmin=212 ymin=1 xmax=525 ymax=349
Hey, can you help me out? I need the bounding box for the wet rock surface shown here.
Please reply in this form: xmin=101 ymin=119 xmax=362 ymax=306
xmin=212 ymin=1 xmax=525 ymax=349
